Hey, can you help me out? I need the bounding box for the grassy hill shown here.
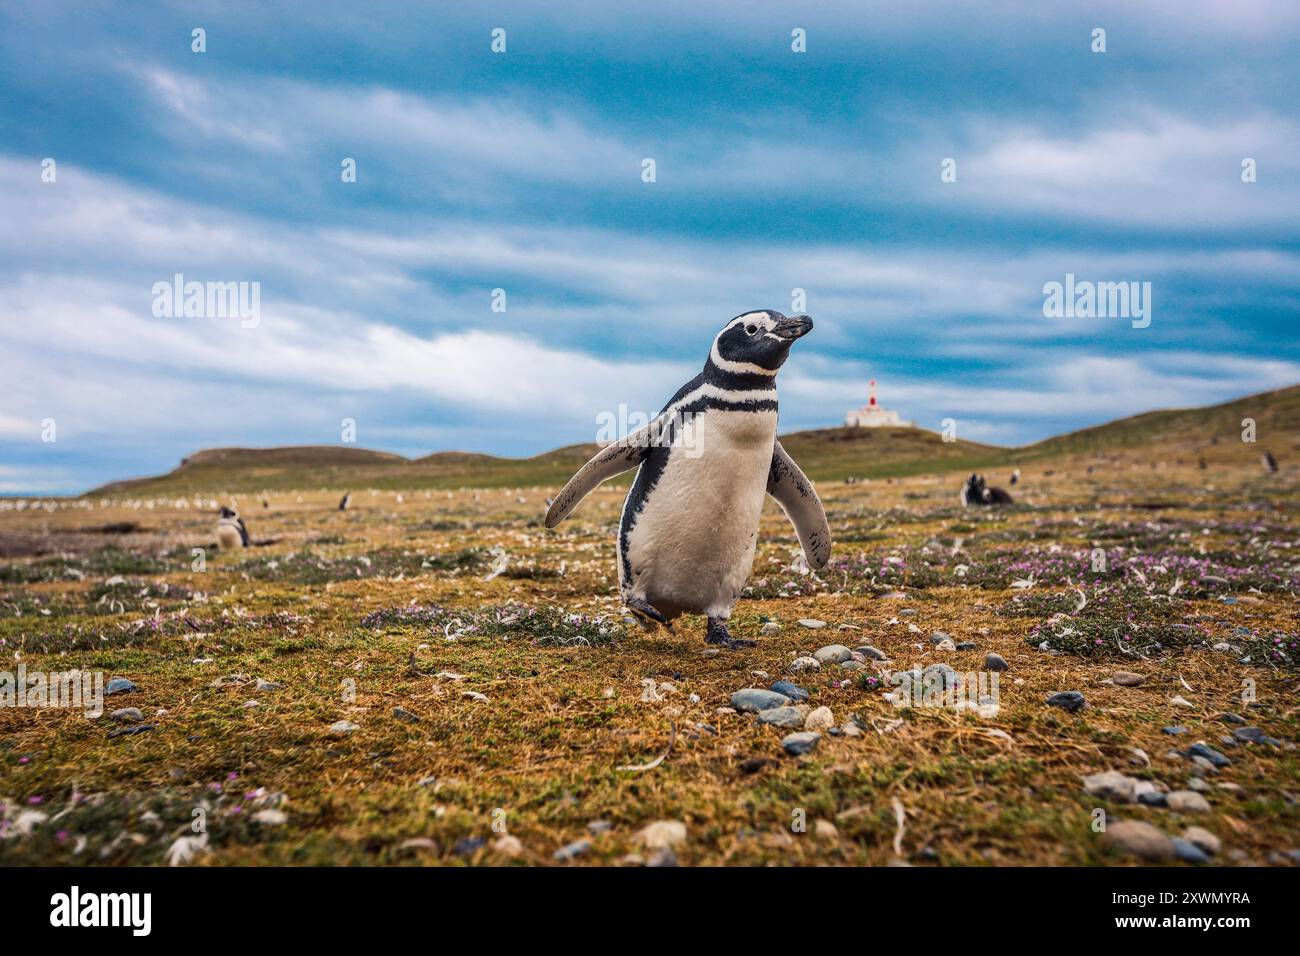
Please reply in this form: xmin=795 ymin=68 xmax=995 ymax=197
xmin=87 ymin=384 xmax=1299 ymax=496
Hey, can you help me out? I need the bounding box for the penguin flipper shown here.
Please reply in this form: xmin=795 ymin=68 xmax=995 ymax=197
xmin=766 ymin=441 xmax=831 ymax=570
xmin=544 ymin=416 xmax=664 ymax=528
xmin=236 ymin=518 xmax=250 ymax=547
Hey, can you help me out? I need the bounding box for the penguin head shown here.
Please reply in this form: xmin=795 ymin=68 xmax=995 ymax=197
xmin=710 ymin=310 xmax=812 ymax=374
xmin=219 ymin=506 xmax=238 ymax=519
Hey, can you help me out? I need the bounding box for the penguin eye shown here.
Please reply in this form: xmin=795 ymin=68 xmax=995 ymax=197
xmin=745 ymin=324 xmax=758 ymax=335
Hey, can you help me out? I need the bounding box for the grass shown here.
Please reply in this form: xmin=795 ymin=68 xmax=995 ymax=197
xmin=1 ymin=438 xmax=1298 ymax=866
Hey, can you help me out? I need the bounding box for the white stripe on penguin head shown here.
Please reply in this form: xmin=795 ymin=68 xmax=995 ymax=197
xmin=710 ymin=311 xmax=779 ymax=376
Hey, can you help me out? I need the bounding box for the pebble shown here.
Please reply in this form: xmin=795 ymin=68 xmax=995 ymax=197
xmin=393 ymin=707 xmax=420 ymax=723
xmin=757 ymin=706 xmax=809 ymax=729
xmin=1170 ymin=695 xmax=1195 ymax=709
xmin=1112 ymin=671 xmax=1146 ymax=687
xmin=493 ymin=835 xmax=524 ymax=858
xmin=452 ymin=836 xmax=486 ymax=857
xmin=856 ymin=646 xmax=888 ymax=661
xmin=804 ymin=706 xmax=835 ymax=732
xmin=1082 ymin=770 xmax=1139 ymax=803
xmin=1104 ymin=820 xmax=1175 ymax=861
xmin=929 ymin=631 xmax=952 ymax=645
xmin=553 ymin=839 xmax=591 ymax=861
xmin=587 ymin=820 xmax=613 ymax=834
xmin=104 ymin=677 xmax=137 ymax=696
xmin=1137 ymin=790 xmax=1168 ymax=807
xmin=781 ymin=731 xmax=820 ymax=756
xmin=1186 ymin=777 xmax=1212 ymax=793
xmin=933 ymin=639 xmax=957 ymax=652
xmin=769 ymin=680 xmax=809 ymax=702
xmin=1183 ymin=826 xmax=1221 ymax=856
xmin=635 ymin=820 xmax=687 ymax=850
xmin=814 ymin=820 xmax=839 ymax=840
xmin=839 ymin=660 xmax=864 ymax=671
xmin=1166 ymin=790 xmax=1211 ymax=813
xmin=789 ymin=657 xmax=821 ymax=672
xmin=1171 ymin=838 xmax=1210 ymax=865
xmin=110 ymin=707 xmax=144 ymax=723
xmin=984 ymin=653 xmax=1009 ymax=672
xmin=1186 ymin=743 xmax=1231 ymax=768
xmin=760 ymin=622 xmax=781 ymax=636
xmin=1161 ymin=726 xmax=1188 ymax=735
xmin=1046 ymin=691 xmax=1086 ymax=713
xmin=730 ymin=688 xmax=790 ymax=713
xmin=329 ymin=720 xmax=359 ymax=734
xmin=799 ymin=619 xmax=827 ymax=629
xmin=1218 ymin=712 xmax=1246 ymax=725
xmin=255 ymin=678 xmax=282 ymax=692
xmin=923 ymin=662 xmax=958 ymax=690
xmin=812 ymin=644 xmax=852 ymax=664
xmin=956 ymin=641 xmax=977 ymax=650
xmin=1233 ymin=727 xmax=1281 ymax=746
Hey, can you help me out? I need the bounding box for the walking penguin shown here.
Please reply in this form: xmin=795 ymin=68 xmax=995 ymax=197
xmin=544 ymin=310 xmax=831 ymax=648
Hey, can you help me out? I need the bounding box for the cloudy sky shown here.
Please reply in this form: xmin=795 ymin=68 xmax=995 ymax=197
xmin=1 ymin=1 xmax=1298 ymax=493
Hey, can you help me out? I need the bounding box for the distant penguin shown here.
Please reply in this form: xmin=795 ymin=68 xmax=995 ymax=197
xmin=960 ymin=473 xmax=1013 ymax=507
xmin=216 ymin=506 xmax=249 ymax=548
xmin=339 ymin=492 xmax=351 ymax=511
xmin=545 ymin=310 xmax=830 ymax=649
xmin=1262 ymin=451 xmax=1278 ymax=473
xmin=262 ymin=496 xmax=269 ymax=509
xmin=1009 ymin=468 xmax=1021 ymax=485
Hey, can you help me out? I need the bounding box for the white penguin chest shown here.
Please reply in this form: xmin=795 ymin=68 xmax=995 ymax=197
xmin=623 ymin=407 xmax=777 ymax=615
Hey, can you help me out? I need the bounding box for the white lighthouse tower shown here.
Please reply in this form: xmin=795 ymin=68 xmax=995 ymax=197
xmin=845 ymin=379 xmax=913 ymax=428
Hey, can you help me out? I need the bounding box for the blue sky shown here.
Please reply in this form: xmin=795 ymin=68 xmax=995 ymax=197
xmin=1 ymin=0 xmax=1298 ymax=494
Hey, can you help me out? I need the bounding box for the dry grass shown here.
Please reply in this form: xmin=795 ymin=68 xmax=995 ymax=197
xmin=1 ymin=456 xmax=1297 ymax=866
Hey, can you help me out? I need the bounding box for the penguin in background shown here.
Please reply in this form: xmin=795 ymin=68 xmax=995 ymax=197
xmin=1261 ymin=451 xmax=1278 ymax=474
xmin=960 ymin=473 xmax=1013 ymax=507
xmin=545 ymin=310 xmax=830 ymax=649
xmin=339 ymin=492 xmax=352 ymax=511
xmin=216 ymin=506 xmax=249 ymax=548
xmin=1009 ymin=468 xmax=1021 ymax=486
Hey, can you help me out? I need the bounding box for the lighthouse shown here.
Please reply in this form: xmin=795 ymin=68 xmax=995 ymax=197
xmin=845 ymin=379 xmax=913 ymax=428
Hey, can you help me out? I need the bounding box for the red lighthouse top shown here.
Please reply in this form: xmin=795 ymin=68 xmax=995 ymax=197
xmin=868 ymin=379 xmax=877 ymax=408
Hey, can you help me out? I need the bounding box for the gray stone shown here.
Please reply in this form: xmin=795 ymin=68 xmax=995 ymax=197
xmin=553 ymin=839 xmax=591 ymax=861
xmin=110 ymin=707 xmax=144 ymax=723
xmin=781 ymin=731 xmax=820 ymax=756
xmin=812 ymin=644 xmax=852 ymax=664
xmin=1137 ymin=790 xmax=1168 ymax=807
xmin=923 ymin=663 xmax=958 ymax=691
xmin=392 ymin=707 xmax=420 ymax=723
xmin=1162 ymin=726 xmax=1188 ymax=735
xmin=769 ymin=680 xmax=809 ymax=702
xmin=1171 ymin=838 xmax=1210 ymax=865
xmin=1082 ymin=770 xmax=1139 ymax=802
xmin=1218 ymin=712 xmax=1246 ymax=725
xmin=1183 ymin=826 xmax=1221 ymax=856
xmin=929 ymin=631 xmax=952 ymax=645
xmin=1103 ymin=820 xmax=1175 ymax=861
xmin=107 ymin=723 xmax=156 ymax=739
xmin=756 ymin=706 xmax=808 ymax=729
xmin=1166 ymin=790 xmax=1211 ymax=813
xmin=1186 ymin=743 xmax=1231 ymax=768
xmin=856 ymin=646 xmax=889 ymax=661
xmin=1112 ymin=671 xmax=1146 ymax=687
xmin=730 ymin=688 xmax=790 ymax=713
xmin=839 ymin=660 xmax=864 ymax=671
xmin=105 ymin=677 xmax=137 ymax=696
xmin=956 ymin=641 xmax=978 ymax=650
xmin=1233 ymin=726 xmax=1281 ymax=746
xmin=985 ymin=653 xmax=1009 ymax=672
xmin=759 ymin=621 xmax=781 ymax=636
xmin=1046 ymin=691 xmax=1086 ymax=713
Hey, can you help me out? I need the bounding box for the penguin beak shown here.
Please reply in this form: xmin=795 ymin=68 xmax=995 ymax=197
xmin=773 ymin=314 xmax=813 ymax=342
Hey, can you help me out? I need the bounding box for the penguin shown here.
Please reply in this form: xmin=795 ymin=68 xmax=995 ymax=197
xmin=544 ymin=310 xmax=830 ymax=649
xmin=1262 ymin=451 xmax=1278 ymax=474
xmin=960 ymin=473 xmax=1013 ymax=507
xmin=1009 ymin=468 xmax=1020 ymax=485
xmin=216 ymin=506 xmax=249 ymax=549
xmin=339 ymin=492 xmax=351 ymax=511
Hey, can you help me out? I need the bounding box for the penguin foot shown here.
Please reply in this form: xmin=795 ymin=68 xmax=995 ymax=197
xmin=705 ymin=618 xmax=755 ymax=650
xmin=625 ymin=597 xmax=673 ymax=632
